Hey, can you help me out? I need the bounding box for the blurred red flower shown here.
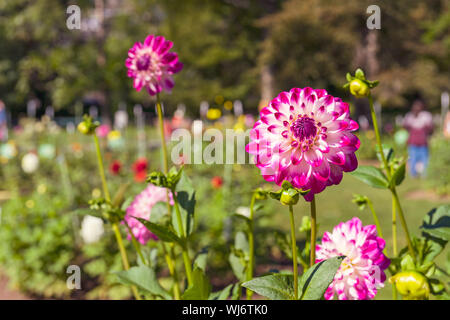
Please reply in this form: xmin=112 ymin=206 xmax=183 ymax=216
xmin=211 ymin=176 xmax=223 ymax=189
xmin=132 ymin=158 xmax=148 ymax=182
xmin=110 ymin=160 xmax=122 ymax=175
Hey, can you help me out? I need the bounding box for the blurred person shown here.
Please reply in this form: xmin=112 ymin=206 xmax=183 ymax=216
xmin=403 ymin=100 xmax=434 ymax=177
xmin=444 ymin=111 xmax=450 ymax=139
xmin=0 ymin=100 xmax=7 ymax=141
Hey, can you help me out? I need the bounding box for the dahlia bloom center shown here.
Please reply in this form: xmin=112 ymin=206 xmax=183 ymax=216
xmin=290 ymin=115 xmax=321 ymax=144
xmin=136 ymin=53 xmax=152 ymax=71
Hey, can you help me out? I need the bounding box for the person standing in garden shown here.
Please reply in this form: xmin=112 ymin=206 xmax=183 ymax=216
xmin=0 ymin=100 xmax=7 ymax=142
xmin=403 ymin=99 xmax=434 ymax=177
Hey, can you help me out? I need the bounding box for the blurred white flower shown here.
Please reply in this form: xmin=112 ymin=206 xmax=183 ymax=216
xmin=21 ymin=152 xmax=39 ymax=173
xmin=236 ymin=206 xmax=251 ymax=218
xmin=80 ymin=215 xmax=104 ymax=244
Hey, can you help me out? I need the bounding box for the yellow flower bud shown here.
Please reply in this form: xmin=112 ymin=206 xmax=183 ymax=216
xmin=389 ymin=271 xmax=430 ymax=300
xmin=77 ymin=122 xmax=90 ymax=135
xmin=349 ymin=79 xmax=370 ymax=98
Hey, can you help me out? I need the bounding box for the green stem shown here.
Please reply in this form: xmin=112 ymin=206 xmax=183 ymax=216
xmin=93 ymin=133 xmax=140 ymax=300
xmin=392 ymin=196 xmax=398 ymax=257
xmin=246 ymin=194 xmax=256 ymax=300
xmin=155 ymin=93 xmax=183 ymax=294
xmin=161 ymin=243 xmax=181 ymax=300
xmin=172 ymin=194 xmax=193 ymax=286
xmin=156 ymin=93 xmax=169 ymax=173
xmin=368 ymin=94 xmax=390 ymax=179
xmin=309 ymin=196 xmax=317 ymax=267
xmin=125 ymin=222 xmax=146 ymax=265
xmin=289 ymin=205 xmax=298 ymax=300
xmin=112 ymin=222 xmax=141 ymax=300
xmin=391 ymin=188 xmax=416 ymax=260
xmin=368 ymin=94 xmax=415 ymax=261
xmin=391 ymin=177 xmax=398 ymax=300
xmin=367 ymin=199 xmax=383 ymax=238
xmin=93 ymin=134 xmax=111 ymax=201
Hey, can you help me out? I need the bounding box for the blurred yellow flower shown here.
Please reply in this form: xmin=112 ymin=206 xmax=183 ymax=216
xmin=25 ymin=200 xmax=35 ymax=209
xmin=207 ymin=108 xmax=222 ymax=121
xmin=224 ymin=100 xmax=233 ymax=110
xmin=37 ymin=184 xmax=47 ymax=194
xmin=92 ymin=188 xmax=102 ymax=198
xmin=107 ymin=130 xmax=121 ymax=141
xmin=233 ymin=122 xmax=245 ymax=133
xmin=366 ymin=130 xmax=375 ymax=140
xmin=215 ymin=95 xmax=224 ymax=105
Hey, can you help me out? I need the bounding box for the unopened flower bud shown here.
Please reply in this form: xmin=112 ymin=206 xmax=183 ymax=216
xmin=350 ymin=79 xmax=370 ymax=98
xmin=280 ymin=189 xmax=299 ymax=206
xmin=77 ymin=121 xmax=90 ymax=135
xmin=389 ymin=271 xmax=430 ymax=300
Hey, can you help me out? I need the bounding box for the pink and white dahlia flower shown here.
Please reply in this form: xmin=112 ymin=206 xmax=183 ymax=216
xmin=124 ymin=184 xmax=173 ymax=244
xmin=246 ymin=88 xmax=359 ymax=201
xmin=316 ymin=217 xmax=390 ymax=300
xmin=126 ymin=35 xmax=183 ymax=96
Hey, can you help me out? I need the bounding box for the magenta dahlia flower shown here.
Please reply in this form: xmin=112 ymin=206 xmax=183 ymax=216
xmin=123 ymin=184 xmax=173 ymax=244
xmin=125 ymin=35 xmax=183 ymax=96
xmin=316 ymin=217 xmax=390 ymax=300
xmin=246 ymin=88 xmax=359 ymax=201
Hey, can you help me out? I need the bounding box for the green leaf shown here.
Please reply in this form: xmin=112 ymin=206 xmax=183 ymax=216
xmin=229 ymin=232 xmax=249 ymax=281
xmin=355 ymin=68 xmax=365 ymax=79
xmin=421 ymin=205 xmax=450 ymax=241
xmin=133 ymin=217 xmax=182 ymax=245
xmin=346 ymin=72 xmax=352 ymax=82
xmin=182 ymin=267 xmax=211 ymax=300
xmin=242 ymin=274 xmax=299 ymax=300
xmin=173 ymin=171 xmax=196 ymax=237
xmin=194 ymin=248 xmax=209 ymax=271
xmin=390 ymin=162 xmax=406 ymax=187
xmin=350 ymin=165 xmax=389 ymax=189
xmin=400 ymin=254 xmax=415 ymax=271
xmin=115 ymin=266 xmax=171 ymax=299
xmin=376 ymin=145 xmax=394 ymax=164
xmin=149 ymin=201 xmax=171 ymax=224
xmin=299 ymin=256 xmax=345 ymax=300
xmin=209 ymin=284 xmax=234 ymax=300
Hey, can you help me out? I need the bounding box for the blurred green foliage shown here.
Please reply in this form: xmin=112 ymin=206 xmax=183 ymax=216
xmin=0 ymin=0 xmax=448 ymax=117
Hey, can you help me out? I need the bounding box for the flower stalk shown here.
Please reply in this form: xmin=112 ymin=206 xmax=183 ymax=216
xmin=154 ymin=93 xmax=184 ymax=296
xmin=289 ymin=205 xmax=299 ymax=300
xmin=93 ymin=133 xmax=141 ymax=300
xmin=173 ymin=194 xmax=194 ymax=286
xmin=309 ymin=196 xmax=317 ymax=267
xmin=367 ymin=94 xmax=416 ymax=261
xmin=246 ymin=193 xmax=257 ymax=300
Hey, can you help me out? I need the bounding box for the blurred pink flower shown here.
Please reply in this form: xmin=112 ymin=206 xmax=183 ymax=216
xmin=246 ymin=88 xmax=359 ymax=201
xmin=125 ymin=35 xmax=183 ymax=96
xmin=124 ymin=184 xmax=173 ymax=244
xmin=316 ymin=217 xmax=390 ymax=300
xmin=96 ymin=124 xmax=111 ymax=138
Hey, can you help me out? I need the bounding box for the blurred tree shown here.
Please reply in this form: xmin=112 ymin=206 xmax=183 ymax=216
xmin=259 ymin=0 xmax=449 ymax=109
xmin=0 ymin=0 xmax=447 ymax=119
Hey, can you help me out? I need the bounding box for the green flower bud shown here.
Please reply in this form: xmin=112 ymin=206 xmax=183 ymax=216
xmin=389 ymin=271 xmax=430 ymax=300
xmin=280 ymin=188 xmax=299 ymax=206
xmin=146 ymin=171 xmax=168 ymax=188
xmin=254 ymin=188 xmax=268 ymax=200
xmin=77 ymin=115 xmax=99 ymax=135
xmin=349 ymin=79 xmax=370 ymax=98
